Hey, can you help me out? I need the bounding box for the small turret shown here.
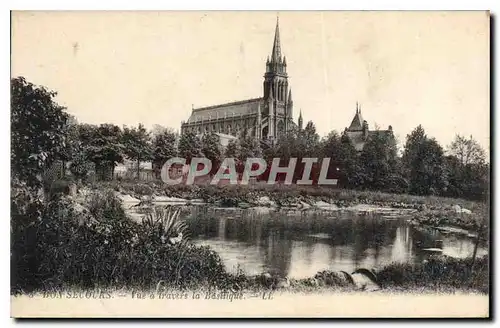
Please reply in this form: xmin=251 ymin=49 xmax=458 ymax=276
xmin=362 ymin=120 xmax=369 ymax=137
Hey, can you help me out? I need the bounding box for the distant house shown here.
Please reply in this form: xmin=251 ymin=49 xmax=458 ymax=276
xmin=344 ymin=103 xmax=394 ymax=152
xmin=214 ymin=132 xmax=238 ymax=148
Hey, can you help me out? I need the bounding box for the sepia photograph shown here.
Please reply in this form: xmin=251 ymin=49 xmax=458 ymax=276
xmin=9 ymin=10 xmax=490 ymax=318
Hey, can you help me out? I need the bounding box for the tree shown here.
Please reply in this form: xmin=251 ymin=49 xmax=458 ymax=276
xmin=401 ymin=125 xmax=426 ymax=176
xmin=201 ymin=132 xmax=222 ymax=174
xmin=239 ymin=135 xmax=262 ymax=161
xmin=448 ymin=134 xmax=486 ymax=166
xmin=302 ymin=121 xmax=320 ymax=157
xmin=402 ymin=126 xmax=446 ymax=195
xmin=178 ymin=131 xmax=202 ymax=164
xmin=151 ymin=124 xmax=168 ymax=138
xmin=225 ymin=139 xmax=240 ymax=158
xmin=410 ymin=138 xmax=446 ymax=195
xmin=122 ymin=124 xmax=153 ymax=179
xmin=84 ymin=124 xmax=125 ymax=180
xmin=445 ymin=134 xmax=488 ymax=200
xmin=360 ymin=131 xmax=398 ymax=191
xmin=11 ymin=77 xmax=69 ymax=189
xmin=152 ymin=129 xmax=178 ymax=178
xmin=338 ymin=133 xmax=363 ymax=188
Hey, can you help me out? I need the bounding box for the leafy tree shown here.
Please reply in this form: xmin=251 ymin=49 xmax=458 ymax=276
xmin=151 ymin=124 xmax=168 ymax=138
xmin=360 ymin=131 xmax=398 ymax=191
xmin=178 ymin=131 xmax=202 ymax=164
xmin=122 ymin=123 xmax=153 ymax=178
xmin=152 ymin=129 xmax=178 ymax=178
xmin=84 ymin=124 xmax=125 ymax=180
xmin=11 ymin=77 xmax=69 ymax=189
xmin=448 ymin=134 xmax=486 ymax=166
xmin=201 ymin=132 xmax=223 ymax=174
xmin=409 ymin=137 xmax=446 ymax=195
xmin=338 ymin=133 xmax=364 ymax=188
xmin=239 ymin=135 xmax=262 ymax=161
xmin=301 ymin=121 xmax=320 ymax=157
xmin=444 ymin=134 xmax=488 ymax=200
xmin=225 ymin=139 xmax=240 ymax=158
xmin=69 ymin=151 xmax=92 ymax=183
xmin=402 ymin=126 xmax=446 ymax=195
xmin=402 ymin=125 xmax=426 ymax=176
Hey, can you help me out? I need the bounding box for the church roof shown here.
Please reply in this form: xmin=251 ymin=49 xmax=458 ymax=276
xmin=345 ymin=129 xmax=394 ymax=152
xmin=347 ymin=103 xmax=364 ymax=131
xmin=187 ymin=98 xmax=263 ymax=123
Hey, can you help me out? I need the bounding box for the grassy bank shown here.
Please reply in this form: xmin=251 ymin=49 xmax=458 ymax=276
xmin=92 ymin=180 xmax=485 ymax=210
xmin=11 ymin=187 xmax=488 ymax=295
xmin=89 ymin=180 xmax=489 ymax=233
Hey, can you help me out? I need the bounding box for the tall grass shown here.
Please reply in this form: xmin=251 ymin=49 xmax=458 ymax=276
xmin=10 ymin=189 xmax=237 ymax=294
xmin=376 ymin=256 xmax=489 ymax=294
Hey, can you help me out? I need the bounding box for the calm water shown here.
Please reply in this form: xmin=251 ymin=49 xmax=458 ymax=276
xmin=178 ymin=207 xmax=488 ymax=279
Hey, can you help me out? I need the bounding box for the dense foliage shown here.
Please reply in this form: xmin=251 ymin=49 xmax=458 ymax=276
xmin=11 ymin=190 xmax=236 ymax=293
xmin=11 ymin=77 xmax=69 ymax=189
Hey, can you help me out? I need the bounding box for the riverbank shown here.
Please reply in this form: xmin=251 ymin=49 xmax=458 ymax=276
xmin=13 ymin=255 xmax=489 ymax=296
xmin=12 ymin=185 xmax=488 ymax=298
xmin=91 ymin=181 xmax=484 ymax=210
xmin=88 ymin=181 xmax=488 ymax=234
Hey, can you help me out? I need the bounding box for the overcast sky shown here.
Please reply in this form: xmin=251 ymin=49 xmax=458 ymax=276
xmin=11 ymin=11 xmax=490 ymax=153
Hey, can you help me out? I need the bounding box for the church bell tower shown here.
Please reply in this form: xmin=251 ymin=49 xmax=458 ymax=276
xmin=262 ymin=17 xmax=292 ymax=141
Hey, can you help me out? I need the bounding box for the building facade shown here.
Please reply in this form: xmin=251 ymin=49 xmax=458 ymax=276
xmin=180 ymin=18 xmax=296 ymax=145
xmin=344 ymin=102 xmax=394 ymax=152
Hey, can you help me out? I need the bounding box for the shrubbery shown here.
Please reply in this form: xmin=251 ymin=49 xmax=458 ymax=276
xmin=10 ymin=188 xmax=240 ymax=294
xmin=376 ymin=256 xmax=489 ymax=293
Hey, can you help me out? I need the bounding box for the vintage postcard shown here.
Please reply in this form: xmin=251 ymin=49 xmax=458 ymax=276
xmin=10 ymin=11 xmax=490 ymax=318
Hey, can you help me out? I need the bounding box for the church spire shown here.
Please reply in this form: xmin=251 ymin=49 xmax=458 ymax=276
xmin=298 ymin=109 xmax=303 ymax=130
xmin=271 ymin=15 xmax=282 ymax=63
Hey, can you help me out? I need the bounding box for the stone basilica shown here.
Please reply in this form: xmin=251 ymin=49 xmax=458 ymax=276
xmin=180 ymin=17 xmax=393 ymax=152
xmin=180 ymin=18 xmax=299 ymax=146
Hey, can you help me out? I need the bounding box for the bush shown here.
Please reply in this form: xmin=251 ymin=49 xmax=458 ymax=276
xmin=10 ymin=189 xmax=241 ymax=294
xmin=376 ymin=256 xmax=489 ymax=293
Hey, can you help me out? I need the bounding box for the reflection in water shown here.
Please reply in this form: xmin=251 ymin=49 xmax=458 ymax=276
xmin=391 ymin=225 xmax=412 ymax=263
xmin=181 ymin=207 xmax=488 ymax=279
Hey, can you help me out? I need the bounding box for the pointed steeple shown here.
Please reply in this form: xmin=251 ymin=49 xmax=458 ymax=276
xmin=288 ymin=89 xmax=292 ymax=103
xmin=283 ymin=55 xmax=287 ymax=66
xmin=271 ymin=16 xmax=282 ymax=63
xmin=348 ymin=102 xmax=364 ymax=131
xmin=298 ymin=109 xmax=303 ymax=130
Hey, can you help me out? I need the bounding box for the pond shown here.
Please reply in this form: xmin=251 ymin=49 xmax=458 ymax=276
xmin=126 ymin=204 xmax=488 ymax=279
xmin=183 ymin=207 xmax=488 ymax=279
